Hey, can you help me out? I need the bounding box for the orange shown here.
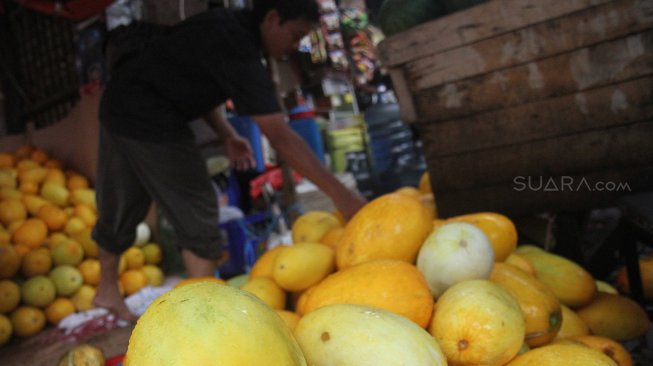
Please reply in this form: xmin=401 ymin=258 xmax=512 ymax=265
xmin=9 ymin=306 xmax=46 ymax=337
xmin=21 ymin=195 xmax=48 ymax=216
xmin=37 ymin=204 xmax=68 ymax=231
xmin=174 ymin=276 xmax=226 ymax=288
xmin=12 ymin=218 xmax=48 ymax=249
xmin=249 ymin=246 xmax=286 ymax=279
xmin=20 ymin=248 xmax=52 ymax=277
xmin=63 ymin=216 xmax=86 ymax=236
xmin=0 ymin=188 xmax=21 ymax=200
xmin=141 ymin=243 xmax=162 ymax=265
xmin=123 ymin=247 xmax=145 ymax=270
xmin=0 ymin=153 xmax=15 ymax=169
xmin=0 ymin=227 xmax=9 ymax=245
xmin=17 ymin=167 xmax=48 ymax=184
xmin=447 ymin=212 xmax=518 ymax=262
xmin=44 ymin=297 xmax=76 ymax=325
xmin=336 ymin=193 xmax=433 ymax=269
xmin=18 ymin=181 xmax=38 ymax=195
xmin=50 ymin=238 xmax=84 ymax=267
xmin=141 ymin=265 xmax=164 ymax=286
xmin=240 ymin=277 xmax=286 ymax=310
xmin=120 ymin=269 xmax=148 ymax=296
xmin=47 ymin=232 xmax=69 ymax=250
xmin=77 ymin=259 xmax=101 ymax=286
xmin=0 ymin=199 xmax=27 ymax=226
xmin=0 ymin=313 xmax=11 ymax=346
xmin=0 ymin=244 xmax=20 ymax=280
xmin=12 ymin=244 xmax=30 ymax=259
xmin=66 ymin=175 xmax=89 ymax=191
xmin=43 ymin=168 xmax=66 ymax=186
xmin=0 ymin=280 xmax=21 ymax=313
xmin=319 ymin=227 xmax=344 ymax=250
xmin=70 ymin=228 xmax=98 ymax=258
xmin=29 ymin=148 xmax=48 ymax=164
xmin=43 ymin=159 xmax=63 ymax=169
xmin=15 ymin=158 xmax=38 ymax=171
xmin=73 ymin=204 xmax=96 ymax=227
xmin=71 ymin=285 xmax=96 ymax=311
xmin=574 ymin=335 xmax=633 ymax=366
xmin=302 ymin=260 xmax=433 ymax=328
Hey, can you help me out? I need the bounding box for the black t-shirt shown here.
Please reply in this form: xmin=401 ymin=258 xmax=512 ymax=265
xmin=99 ymin=9 xmax=281 ymax=141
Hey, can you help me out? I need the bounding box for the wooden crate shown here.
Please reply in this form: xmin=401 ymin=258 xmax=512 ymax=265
xmin=378 ymin=0 xmax=653 ymax=217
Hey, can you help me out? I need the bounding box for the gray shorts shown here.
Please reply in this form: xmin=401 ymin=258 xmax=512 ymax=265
xmin=92 ymin=126 xmax=223 ymax=259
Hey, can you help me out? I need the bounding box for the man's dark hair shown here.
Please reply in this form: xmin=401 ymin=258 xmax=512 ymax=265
xmin=251 ymin=0 xmax=320 ymax=25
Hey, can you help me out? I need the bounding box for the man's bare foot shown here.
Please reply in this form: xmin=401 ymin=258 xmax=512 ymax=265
xmin=93 ymin=285 xmax=138 ymax=323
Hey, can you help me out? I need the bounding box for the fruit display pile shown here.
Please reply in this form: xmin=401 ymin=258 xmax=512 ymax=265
xmin=127 ymin=172 xmax=650 ymax=365
xmin=0 ymin=145 xmax=165 ymax=347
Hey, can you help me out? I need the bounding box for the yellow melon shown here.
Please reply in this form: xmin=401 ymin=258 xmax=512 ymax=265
xmin=517 ymin=249 xmax=597 ymax=308
xmin=272 ymin=243 xmax=335 ymax=292
xmin=291 ymin=211 xmax=342 ymax=244
xmin=430 ymin=279 xmax=525 ymax=366
xmin=447 ymin=212 xmax=518 ymax=262
xmin=301 ymin=260 xmax=433 ymax=328
xmin=275 ymin=309 xmax=300 ymax=331
xmin=125 ymin=282 xmax=307 ymax=365
xmin=574 ymin=335 xmax=633 ymax=366
xmin=576 ymin=292 xmax=650 ymax=341
xmin=394 ymin=186 xmax=421 ymax=199
xmin=506 ymin=343 xmax=617 ymax=366
xmin=490 ymin=262 xmax=561 ymax=347
xmin=336 ymin=193 xmax=432 ymax=269
xmin=174 ymin=276 xmax=226 ymax=288
xmin=295 ymin=304 xmax=447 ymax=366
xmin=555 ymin=304 xmax=590 ymax=339
xmin=249 ymin=246 xmax=286 ymax=279
xmin=505 ymin=253 xmax=536 ymax=276
xmin=240 ymin=277 xmax=286 ymax=310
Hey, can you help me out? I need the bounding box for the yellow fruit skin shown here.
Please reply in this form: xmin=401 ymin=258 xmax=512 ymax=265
xmin=125 ymin=283 xmax=307 ymax=366
xmin=301 ymin=260 xmax=433 ymax=328
xmin=336 ymin=193 xmax=433 ymax=269
xmin=505 ymin=253 xmax=536 ymax=276
xmin=58 ymin=344 xmax=106 ymax=366
xmin=240 ymin=277 xmax=286 ymax=310
xmin=617 ymin=257 xmax=653 ymax=301
xmin=447 ymin=212 xmax=518 ymax=262
xmin=573 ymin=335 xmax=633 ymax=366
xmin=555 ymin=304 xmax=590 ymax=340
xmin=576 ymin=293 xmax=650 ymax=341
xmin=506 ymin=343 xmax=617 ymax=366
xmin=0 ymin=245 xmax=21 ymax=280
xmin=430 ymin=279 xmax=525 ymax=366
xmin=291 ymin=211 xmax=342 ymax=244
xmin=490 ymin=263 xmax=562 ymax=347
xmin=0 ymin=280 xmax=21 ymax=313
xmin=0 ymin=314 xmax=11 ymax=346
xmin=10 ymin=306 xmax=46 ymax=337
xmin=272 ymin=243 xmax=335 ymax=292
xmin=517 ymin=250 xmax=597 ymax=308
xmin=275 ymin=309 xmax=300 ymax=331
xmin=250 ymin=246 xmax=286 ymax=279
xmin=295 ymin=304 xmax=447 ymax=366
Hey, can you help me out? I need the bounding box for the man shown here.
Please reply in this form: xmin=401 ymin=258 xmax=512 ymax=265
xmin=92 ymin=0 xmax=367 ymax=321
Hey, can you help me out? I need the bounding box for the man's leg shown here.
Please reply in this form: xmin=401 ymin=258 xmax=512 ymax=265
xmin=181 ymin=249 xmax=216 ymax=277
xmin=94 ymin=248 xmax=138 ymax=321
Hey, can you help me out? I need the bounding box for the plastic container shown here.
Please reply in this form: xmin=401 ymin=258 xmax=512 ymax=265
xmin=218 ymin=212 xmax=274 ymax=277
xmin=289 ymin=105 xmax=325 ymax=164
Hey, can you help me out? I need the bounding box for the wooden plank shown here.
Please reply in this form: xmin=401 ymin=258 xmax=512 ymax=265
xmin=431 ymin=165 xmax=653 ymax=217
xmin=423 ymin=121 xmax=653 ymax=191
xmin=388 ymin=68 xmax=418 ymax=122
xmin=416 ymin=76 xmax=653 ymax=156
xmin=406 ymin=0 xmax=653 ymax=92
xmin=378 ymin=0 xmax=614 ymax=67
xmin=414 ymin=30 xmax=653 ymax=122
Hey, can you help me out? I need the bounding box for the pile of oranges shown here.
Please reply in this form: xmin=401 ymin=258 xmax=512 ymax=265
xmin=0 ymin=145 xmax=165 ymax=347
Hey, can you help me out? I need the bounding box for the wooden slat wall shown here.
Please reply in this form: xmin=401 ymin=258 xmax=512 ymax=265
xmin=377 ymin=0 xmax=653 ymax=216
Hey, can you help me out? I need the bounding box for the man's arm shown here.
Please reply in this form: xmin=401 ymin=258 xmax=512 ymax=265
xmin=252 ymin=113 xmax=367 ymax=220
xmin=204 ymin=106 xmax=256 ymax=171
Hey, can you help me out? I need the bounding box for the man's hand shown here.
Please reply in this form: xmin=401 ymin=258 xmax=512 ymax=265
xmin=226 ymin=136 xmax=256 ymax=171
